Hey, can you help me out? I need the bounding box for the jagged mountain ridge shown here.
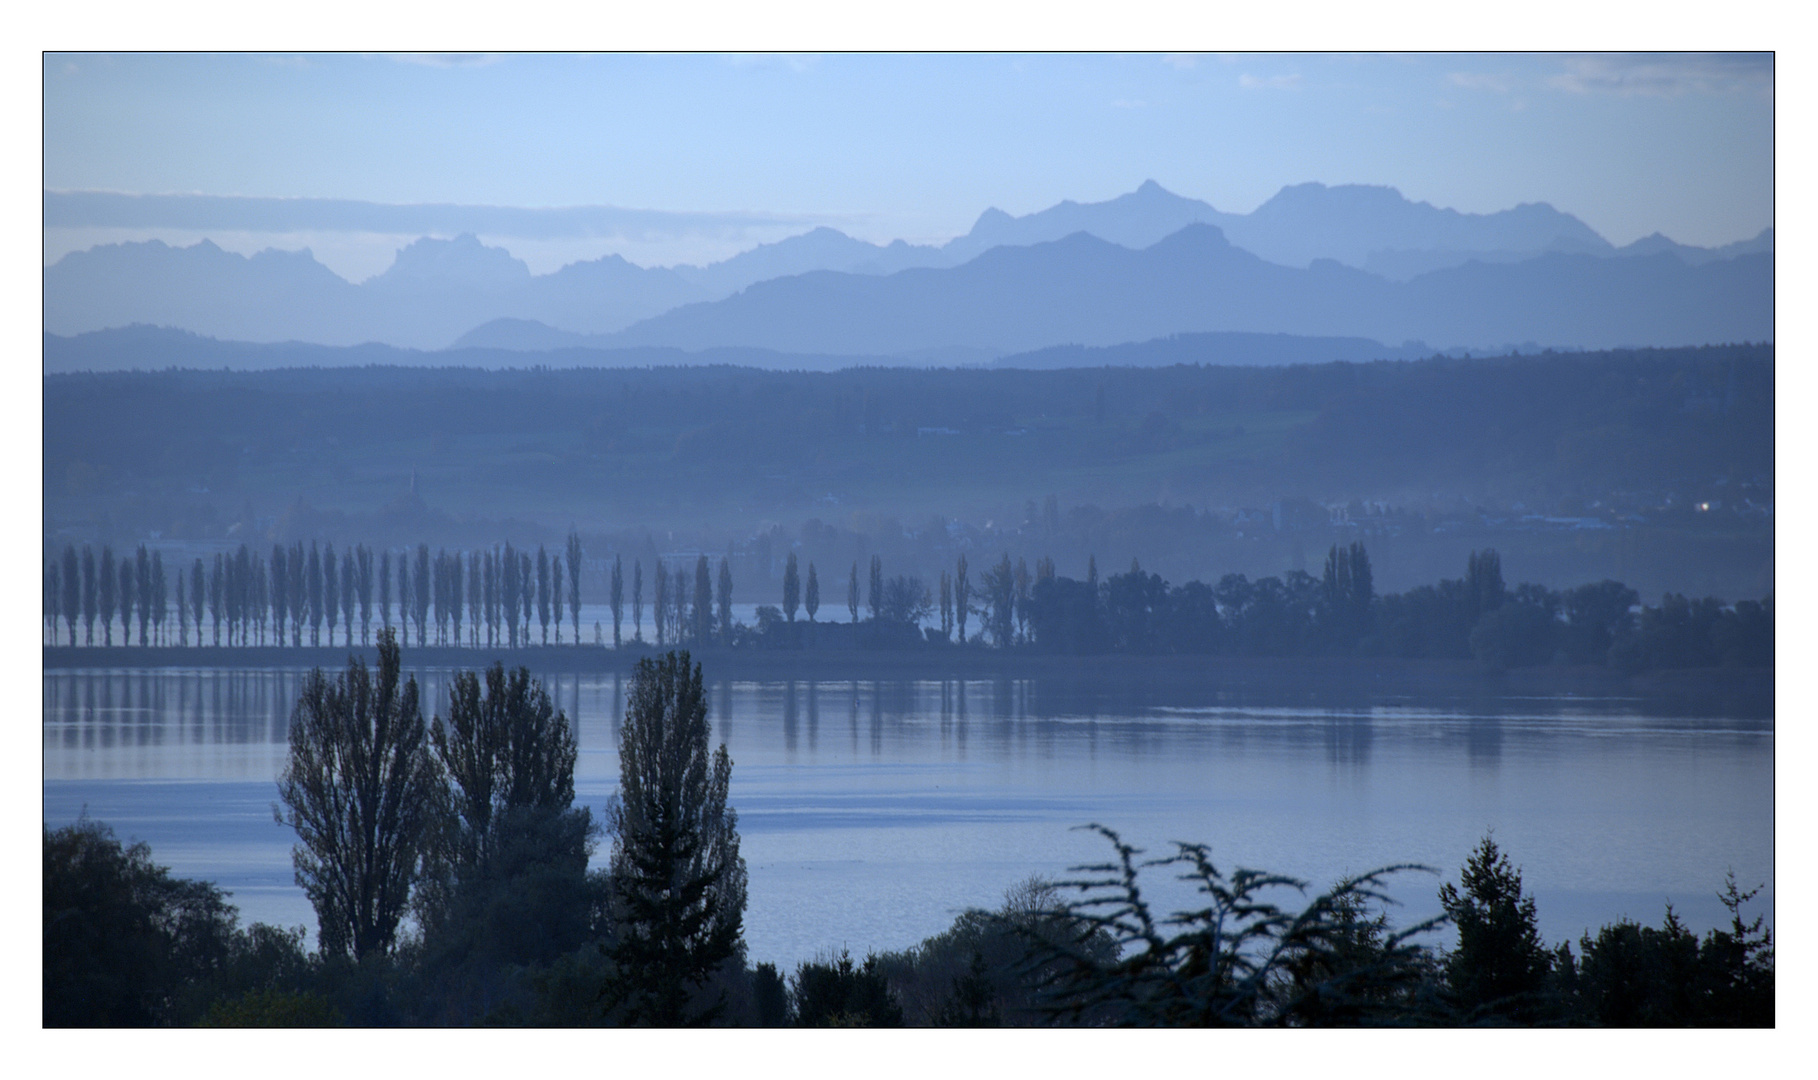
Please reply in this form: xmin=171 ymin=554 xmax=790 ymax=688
xmin=43 ymin=181 xmax=1771 ymax=351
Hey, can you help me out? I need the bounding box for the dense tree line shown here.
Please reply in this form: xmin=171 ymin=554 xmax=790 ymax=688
xmin=44 ymin=533 xmax=588 ymax=651
xmin=45 ymin=536 xmax=1770 ymax=674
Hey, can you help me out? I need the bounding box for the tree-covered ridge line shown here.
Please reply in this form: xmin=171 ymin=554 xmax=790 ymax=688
xmin=45 ymin=345 xmax=1771 ymax=550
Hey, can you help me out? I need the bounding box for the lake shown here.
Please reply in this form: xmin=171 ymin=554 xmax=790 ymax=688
xmin=42 ymin=663 xmax=1773 ymax=970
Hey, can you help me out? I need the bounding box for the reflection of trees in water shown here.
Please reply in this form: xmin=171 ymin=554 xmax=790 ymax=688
xmin=1323 ymin=714 xmax=1374 ymax=770
xmin=1465 ymin=717 xmax=1504 ymax=768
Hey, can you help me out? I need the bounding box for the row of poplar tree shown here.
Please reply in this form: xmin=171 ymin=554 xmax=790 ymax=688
xmin=44 ymin=535 xmax=589 ymax=650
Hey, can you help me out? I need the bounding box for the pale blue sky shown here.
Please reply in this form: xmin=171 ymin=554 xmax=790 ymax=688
xmin=42 ymin=52 xmax=1773 ymax=277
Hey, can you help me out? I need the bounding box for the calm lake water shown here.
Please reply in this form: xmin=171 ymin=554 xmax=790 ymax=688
xmin=43 ymin=665 xmax=1773 ymax=970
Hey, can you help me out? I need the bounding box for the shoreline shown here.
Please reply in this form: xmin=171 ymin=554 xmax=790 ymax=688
xmin=41 ymin=643 xmax=1772 ymax=710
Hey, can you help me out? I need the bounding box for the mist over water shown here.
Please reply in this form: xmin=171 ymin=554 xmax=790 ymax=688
xmin=44 ymin=666 xmax=1772 ymax=970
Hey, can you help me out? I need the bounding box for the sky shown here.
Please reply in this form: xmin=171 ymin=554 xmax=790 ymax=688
xmin=42 ymin=52 xmax=1774 ymax=280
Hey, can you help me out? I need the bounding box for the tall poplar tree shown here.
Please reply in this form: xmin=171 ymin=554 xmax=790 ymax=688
xmin=718 ymin=557 xmax=734 ymax=643
xmin=633 ymin=559 xmax=644 ymax=643
xmin=694 ymin=555 xmax=712 ymax=646
xmin=847 ymin=561 xmax=859 ymax=624
xmin=804 ymin=563 xmax=819 ymax=623
xmin=151 ymin=551 xmax=167 ymax=646
xmin=467 ymin=551 xmax=482 ymax=647
xmin=551 ymin=554 xmax=563 ymax=643
xmin=271 ymin=545 xmax=289 ymax=647
xmin=323 ymin=543 xmax=338 ymax=648
xmin=117 ymin=558 xmax=134 ymax=647
xmin=782 ymin=553 xmax=800 ymax=623
xmin=653 ymin=560 xmax=668 ymax=646
xmin=98 ymin=546 xmax=117 ymax=647
xmin=81 ymin=546 xmax=98 ymax=646
xmin=868 ymin=555 xmax=883 ymax=622
xmin=415 ymin=544 xmax=432 ymax=648
xmin=611 ymin=555 xmax=625 ymax=648
xmin=306 ymin=543 xmax=323 ymax=647
xmin=538 ymin=546 xmax=553 ymax=646
xmin=955 ymin=554 xmax=970 ymax=644
xmin=450 ymin=551 xmax=464 ymax=648
xmin=190 ymin=558 xmax=206 ymax=649
xmin=566 ymin=531 xmax=584 ymax=645
xmin=357 ymin=545 xmax=374 ymax=646
xmin=342 ymin=549 xmax=357 ymax=648
xmin=380 ymin=550 xmax=394 ymax=639
xmin=288 ymin=542 xmax=306 ymax=648
xmin=176 ymin=564 xmax=189 ymax=646
xmin=136 ymin=545 xmax=153 ymax=647
xmin=62 ymin=545 xmax=80 ymax=646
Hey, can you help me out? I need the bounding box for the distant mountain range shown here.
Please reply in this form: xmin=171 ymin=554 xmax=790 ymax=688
xmin=42 ymin=181 xmax=1771 ymax=359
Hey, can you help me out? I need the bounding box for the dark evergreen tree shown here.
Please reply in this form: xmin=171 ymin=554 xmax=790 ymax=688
xmin=605 ymin=651 xmax=747 ymax=1026
xmin=1438 ymin=835 xmax=1554 ymax=1023
xmin=782 ymin=552 xmax=800 ymax=623
xmin=792 ymin=950 xmax=904 ymax=1027
xmin=276 ymin=629 xmax=438 ymax=961
xmin=610 ymin=555 xmax=625 ymax=649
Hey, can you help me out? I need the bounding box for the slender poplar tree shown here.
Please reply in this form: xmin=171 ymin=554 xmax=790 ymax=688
xmin=342 ymin=550 xmax=357 ymax=648
xmin=176 ymin=564 xmax=189 ymax=646
xmin=611 ymin=555 xmax=625 ymax=649
xmin=81 ymin=546 xmax=98 ymax=646
xmin=99 ymin=546 xmax=117 ymax=647
xmin=632 ymin=559 xmax=644 ymax=643
xmin=323 ymin=543 xmax=338 ymax=648
xmin=717 ymin=557 xmax=734 ymax=643
xmin=694 ymin=555 xmax=712 ymax=646
xmin=151 ymin=551 xmax=167 ymax=646
xmin=782 ymin=553 xmax=800 ymax=623
xmin=653 ymin=560 xmax=668 ymax=647
xmin=136 ymin=545 xmax=153 ymax=647
xmin=271 ymin=545 xmax=289 ymax=647
xmin=847 ymin=561 xmax=859 ymax=624
xmin=62 ymin=545 xmax=80 ymax=646
xmin=868 ymin=555 xmax=883 ymax=623
xmin=567 ymin=531 xmax=583 ymax=645
xmin=538 ymin=546 xmax=552 ymax=646
xmin=955 ymin=554 xmax=970 ymax=644
xmin=415 ymin=544 xmax=432 ymax=648
xmin=380 ymin=550 xmax=394 ymax=639
xmin=804 ymin=562 xmax=819 ymax=624
xmin=551 ymin=554 xmax=562 ymax=643
xmin=117 ymin=559 xmax=134 ymax=647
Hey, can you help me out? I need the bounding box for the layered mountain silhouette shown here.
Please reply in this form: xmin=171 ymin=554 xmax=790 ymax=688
xmin=593 ymin=225 xmax=1769 ymax=356
xmin=43 ymin=181 xmax=1771 ymax=356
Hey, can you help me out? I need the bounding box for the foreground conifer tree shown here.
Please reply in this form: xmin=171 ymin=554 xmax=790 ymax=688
xmin=276 ymin=628 xmax=439 ymax=960
xmin=605 ymin=650 xmax=747 ymax=1025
